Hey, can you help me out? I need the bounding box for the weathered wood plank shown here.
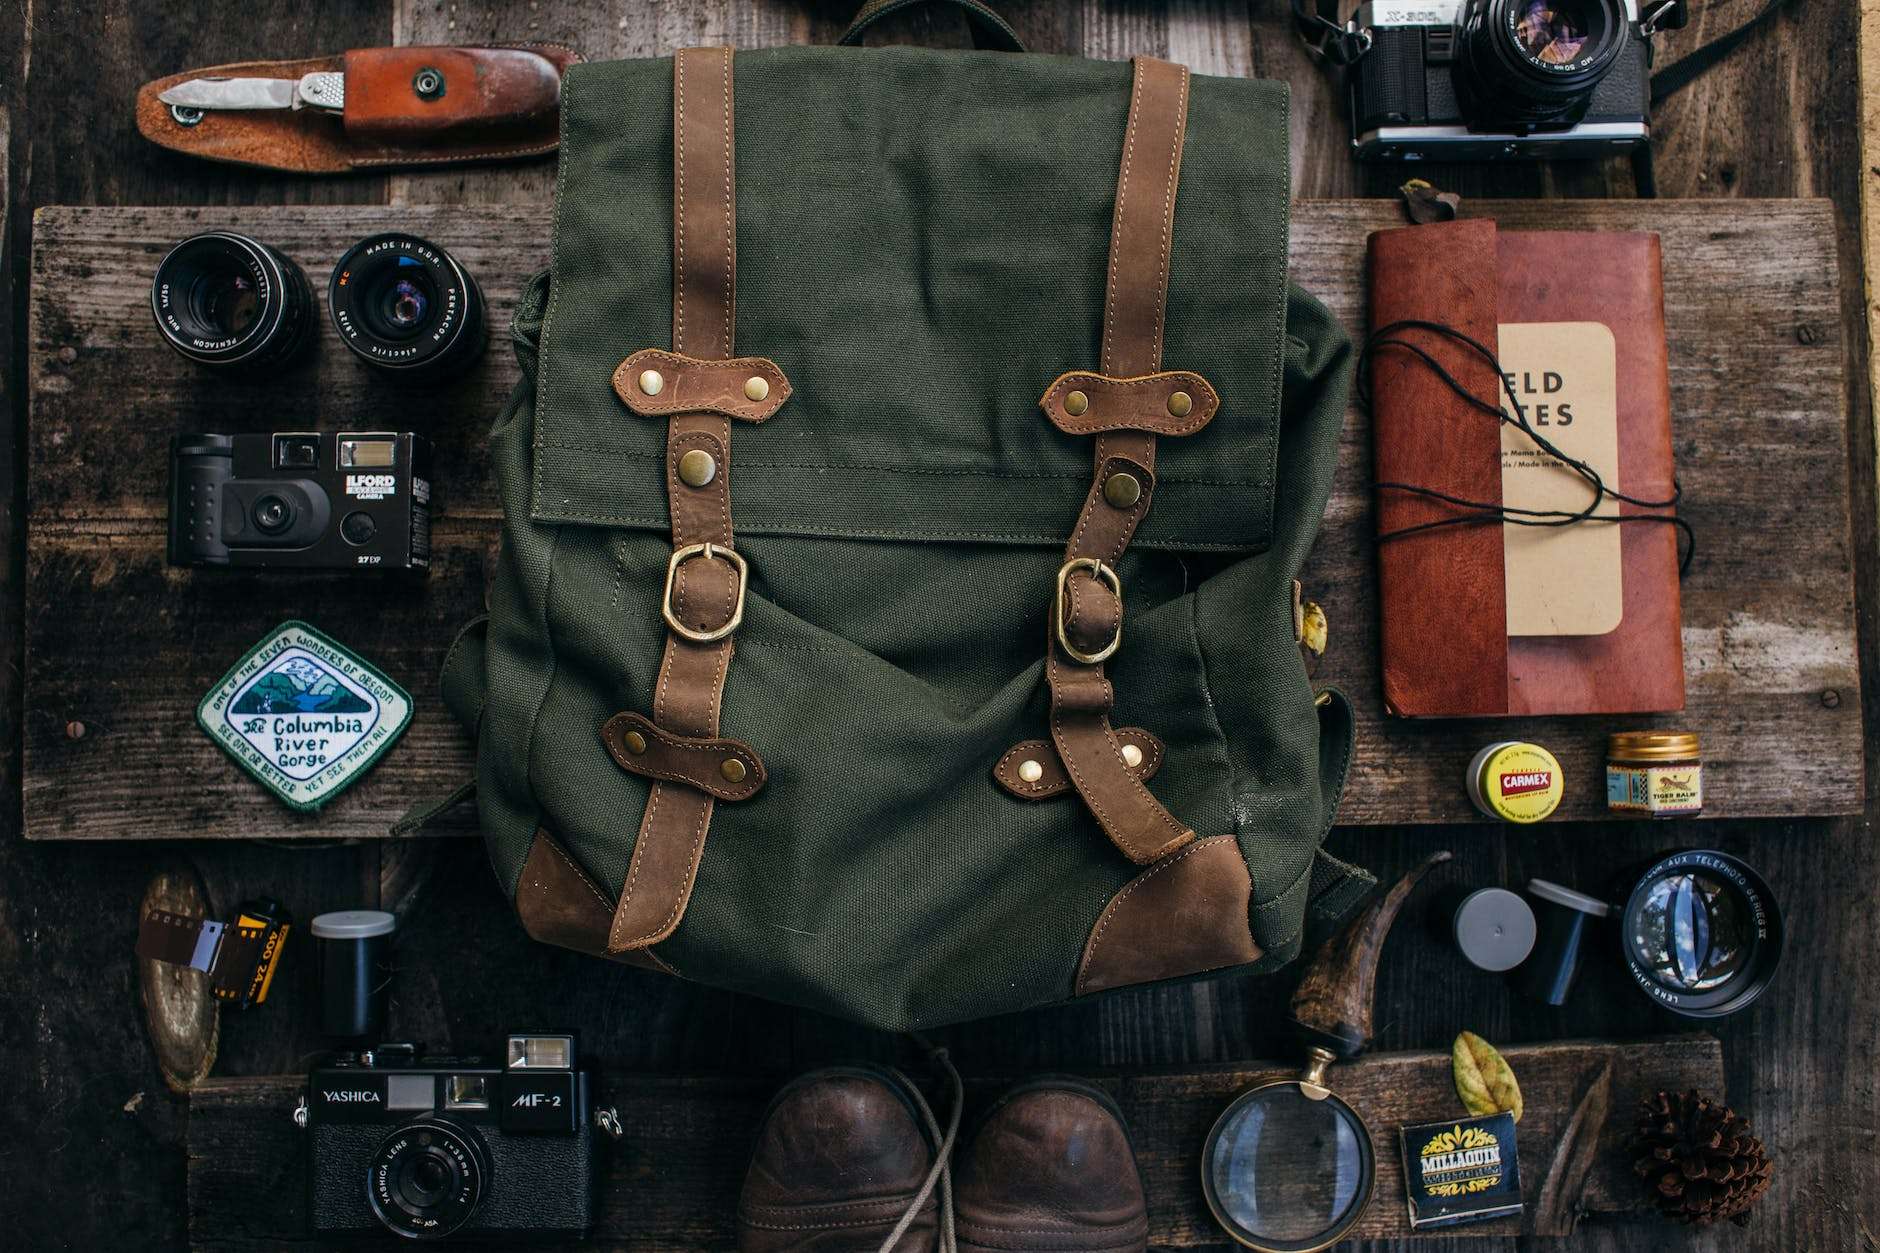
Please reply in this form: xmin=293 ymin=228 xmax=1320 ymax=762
xmin=25 ymin=199 xmax=1859 ymax=836
xmin=186 ymin=1034 xmax=1723 ymax=1249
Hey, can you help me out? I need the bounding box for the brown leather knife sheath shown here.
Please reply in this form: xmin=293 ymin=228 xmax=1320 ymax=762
xmin=135 ymin=44 xmax=581 ymax=174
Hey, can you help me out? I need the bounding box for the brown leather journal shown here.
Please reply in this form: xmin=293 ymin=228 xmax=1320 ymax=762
xmin=1368 ymin=219 xmax=1684 ymax=717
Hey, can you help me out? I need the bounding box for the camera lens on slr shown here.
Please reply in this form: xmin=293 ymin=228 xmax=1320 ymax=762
xmin=329 ymin=233 xmax=486 ymax=382
xmin=367 ymin=1117 xmax=491 ymax=1239
xmin=1455 ymin=0 xmax=1626 ymax=130
xmin=151 ymin=232 xmax=315 ymax=372
xmin=251 ymin=493 xmax=296 ymax=536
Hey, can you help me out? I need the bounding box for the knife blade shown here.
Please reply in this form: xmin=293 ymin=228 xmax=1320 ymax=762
xmin=159 ymin=72 xmax=345 ymax=115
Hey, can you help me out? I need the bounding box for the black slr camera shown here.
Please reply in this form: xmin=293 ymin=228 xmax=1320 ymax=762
xmin=1345 ymin=0 xmax=1680 ymax=161
xmin=168 ymin=431 xmax=431 ymax=571
xmin=302 ymin=1036 xmax=607 ymax=1240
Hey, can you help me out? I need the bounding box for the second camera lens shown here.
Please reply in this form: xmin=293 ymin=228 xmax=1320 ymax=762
xmin=329 ymin=233 xmax=486 ymax=382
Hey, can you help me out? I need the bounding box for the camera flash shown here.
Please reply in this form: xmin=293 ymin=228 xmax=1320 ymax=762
xmin=339 ymin=437 xmax=397 ymax=468
xmin=507 ymin=1035 xmax=574 ymax=1070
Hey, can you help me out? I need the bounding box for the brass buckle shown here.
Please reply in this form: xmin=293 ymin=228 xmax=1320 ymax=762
xmin=1054 ymin=557 xmax=1123 ymax=664
xmin=662 ymin=542 xmax=748 ymax=643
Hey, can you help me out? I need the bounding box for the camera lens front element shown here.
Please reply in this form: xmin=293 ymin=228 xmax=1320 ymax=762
xmin=367 ymin=1117 xmax=491 ymax=1240
xmin=251 ymin=493 xmax=297 ymax=536
xmin=151 ymin=232 xmax=315 ymax=372
xmin=1455 ymin=0 xmax=1625 ymax=130
xmin=329 ymin=233 xmax=486 ymax=381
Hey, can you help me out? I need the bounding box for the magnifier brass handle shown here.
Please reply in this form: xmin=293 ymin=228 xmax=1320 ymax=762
xmin=1288 ymin=850 xmax=1452 ymax=1059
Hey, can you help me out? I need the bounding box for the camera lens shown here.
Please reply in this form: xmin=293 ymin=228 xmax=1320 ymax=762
xmin=251 ymin=493 xmax=296 ymax=536
xmin=1455 ymin=0 xmax=1626 ymax=130
xmin=367 ymin=1118 xmax=490 ymax=1240
xmin=329 ymin=233 xmax=486 ymax=381
xmin=1619 ymin=850 xmax=1783 ymax=1018
xmin=151 ymin=232 xmax=315 ymax=372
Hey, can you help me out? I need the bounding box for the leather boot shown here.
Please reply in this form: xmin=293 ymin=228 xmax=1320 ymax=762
xmin=737 ymin=1065 xmax=940 ymax=1252
xmin=954 ymin=1078 xmax=1149 ymax=1252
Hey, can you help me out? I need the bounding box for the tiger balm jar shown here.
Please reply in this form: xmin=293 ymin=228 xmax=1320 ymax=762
xmin=1606 ymin=731 xmax=1704 ymax=818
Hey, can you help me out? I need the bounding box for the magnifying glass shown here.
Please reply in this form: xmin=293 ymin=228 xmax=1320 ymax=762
xmin=1202 ymin=851 xmax=1451 ymax=1251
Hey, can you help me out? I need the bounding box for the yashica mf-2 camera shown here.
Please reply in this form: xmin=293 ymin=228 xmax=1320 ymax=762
xmin=301 ymin=1035 xmax=612 ymax=1240
xmin=168 ymin=430 xmax=431 ymax=571
xmin=1343 ymin=0 xmax=1680 ymax=162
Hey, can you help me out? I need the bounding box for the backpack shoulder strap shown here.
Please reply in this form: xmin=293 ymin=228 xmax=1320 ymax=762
xmin=1041 ymin=57 xmax=1213 ymax=866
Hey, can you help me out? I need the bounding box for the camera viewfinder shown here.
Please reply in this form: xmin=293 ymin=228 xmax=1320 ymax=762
xmin=274 ymin=434 xmax=320 ymax=469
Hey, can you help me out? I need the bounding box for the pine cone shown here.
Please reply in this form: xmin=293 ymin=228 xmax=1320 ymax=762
xmin=1627 ymin=1089 xmax=1773 ymax=1227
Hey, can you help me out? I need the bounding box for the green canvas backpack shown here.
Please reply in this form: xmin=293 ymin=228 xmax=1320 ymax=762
xmin=429 ymin=8 xmax=1374 ymax=1032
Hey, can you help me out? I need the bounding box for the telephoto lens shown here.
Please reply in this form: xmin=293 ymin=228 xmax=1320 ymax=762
xmin=150 ymin=231 xmax=316 ymax=372
xmin=329 ymin=233 xmax=486 ymax=381
xmin=1455 ymin=0 xmax=1628 ymax=128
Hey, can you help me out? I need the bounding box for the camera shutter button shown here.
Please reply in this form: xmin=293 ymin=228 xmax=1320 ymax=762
xmin=341 ymin=511 xmax=378 ymax=546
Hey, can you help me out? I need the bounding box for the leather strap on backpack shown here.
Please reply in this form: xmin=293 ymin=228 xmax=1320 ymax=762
xmin=605 ymin=46 xmax=765 ymax=954
xmin=1042 ymin=57 xmax=1206 ymax=867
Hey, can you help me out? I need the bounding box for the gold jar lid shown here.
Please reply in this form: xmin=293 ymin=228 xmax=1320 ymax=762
xmin=1608 ymin=730 xmax=1701 ymax=762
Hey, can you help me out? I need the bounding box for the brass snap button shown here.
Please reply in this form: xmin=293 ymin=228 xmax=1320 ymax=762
xmin=1017 ymin=759 xmax=1044 ymax=784
xmin=1103 ymin=471 xmax=1142 ymax=509
xmin=1064 ymin=390 xmax=1089 ymax=417
xmin=623 ymin=730 xmax=648 ymax=755
xmin=720 ymin=758 xmax=748 ymax=784
xmin=1167 ymin=390 xmax=1193 ymax=418
xmin=638 ymin=368 xmax=665 ymax=397
xmin=678 ymin=448 xmax=717 ymax=488
xmin=1121 ymin=743 xmax=1144 ymax=769
xmin=743 ymin=375 xmax=770 ymax=402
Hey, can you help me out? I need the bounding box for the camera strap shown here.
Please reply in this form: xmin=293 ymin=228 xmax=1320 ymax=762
xmin=1291 ymin=0 xmax=1372 ymax=65
xmin=1648 ymin=0 xmax=1791 ymax=106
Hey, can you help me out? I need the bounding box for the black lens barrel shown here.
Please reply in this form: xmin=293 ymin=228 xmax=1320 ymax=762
xmin=328 ymin=232 xmax=486 ymax=381
xmin=1455 ymin=0 xmax=1627 ymax=129
xmin=151 ymin=232 xmax=315 ymax=372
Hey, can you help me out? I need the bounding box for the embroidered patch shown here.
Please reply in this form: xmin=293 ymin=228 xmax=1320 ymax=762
xmin=197 ymin=620 xmax=413 ymax=812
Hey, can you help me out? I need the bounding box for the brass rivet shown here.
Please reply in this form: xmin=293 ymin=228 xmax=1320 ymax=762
xmin=720 ymin=758 xmax=748 ymax=783
xmin=1017 ymin=759 xmax=1044 ymax=784
xmin=638 ymin=368 xmax=665 ymax=397
xmin=1167 ymin=390 xmax=1193 ymax=418
xmin=743 ymin=375 xmax=770 ymax=402
xmin=678 ymin=448 xmax=717 ymax=488
xmin=1103 ymin=471 xmax=1142 ymax=509
xmin=623 ymin=730 xmax=648 ymax=755
xmin=1064 ymin=390 xmax=1089 ymax=417
xmin=1121 ymin=743 xmax=1144 ymax=769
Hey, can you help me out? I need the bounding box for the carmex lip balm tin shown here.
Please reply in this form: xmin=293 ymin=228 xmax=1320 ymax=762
xmin=1465 ymin=741 xmax=1564 ymax=823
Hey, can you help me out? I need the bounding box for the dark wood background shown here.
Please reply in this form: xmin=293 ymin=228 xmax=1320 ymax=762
xmin=0 ymin=1 xmax=1872 ymax=1250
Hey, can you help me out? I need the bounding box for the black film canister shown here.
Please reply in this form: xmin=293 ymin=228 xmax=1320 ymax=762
xmin=310 ymin=910 xmax=396 ymax=1039
xmin=1516 ymin=879 xmax=1612 ymax=1006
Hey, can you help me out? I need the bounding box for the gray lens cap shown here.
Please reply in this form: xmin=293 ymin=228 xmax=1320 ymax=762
xmin=310 ymin=909 xmax=397 ymax=939
xmin=1527 ymin=878 xmax=1612 ymax=917
xmin=1454 ymin=888 xmax=1538 ymax=972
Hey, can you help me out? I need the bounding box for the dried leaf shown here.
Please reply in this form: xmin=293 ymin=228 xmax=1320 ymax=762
xmin=1453 ymin=1030 xmax=1524 ymax=1123
xmin=1300 ymin=600 xmax=1329 ymax=658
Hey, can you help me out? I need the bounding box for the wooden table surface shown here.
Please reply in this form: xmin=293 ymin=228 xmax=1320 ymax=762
xmin=0 ymin=2 xmax=1873 ymax=1251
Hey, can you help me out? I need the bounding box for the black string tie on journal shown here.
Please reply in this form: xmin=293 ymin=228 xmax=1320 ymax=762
xmin=1357 ymin=318 xmax=1695 ymax=576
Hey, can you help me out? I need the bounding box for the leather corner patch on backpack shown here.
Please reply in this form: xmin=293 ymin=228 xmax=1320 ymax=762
xmin=196 ymin=620 xmax=413 ymax=812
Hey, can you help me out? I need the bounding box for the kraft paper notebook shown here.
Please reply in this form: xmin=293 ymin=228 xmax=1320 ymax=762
xmin=1367 ymin=218 xmax=1685 ymax=717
